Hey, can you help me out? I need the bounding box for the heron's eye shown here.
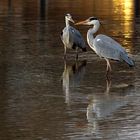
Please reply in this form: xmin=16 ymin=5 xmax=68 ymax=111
xmin=89 ymin=17 xmax=98 ymax=21
xmin=66 ymin=13 xmax=71 ymax=17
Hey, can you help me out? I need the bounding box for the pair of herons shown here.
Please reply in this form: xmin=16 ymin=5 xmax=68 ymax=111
xmin=61 ymin=14 xmax=134 ymax=76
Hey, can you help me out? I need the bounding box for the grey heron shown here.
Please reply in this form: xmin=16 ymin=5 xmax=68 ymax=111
xmin=75 ymin=17 xmax=134 ymax=75
xmin=61 ymin=14 xmax=87 ymax=59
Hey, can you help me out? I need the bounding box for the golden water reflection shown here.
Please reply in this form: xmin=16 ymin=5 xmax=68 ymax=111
xmin=47 ymin=0 xmax=135 ymax=52
xmin=112 ymin=0 xmax=134 ymax=52
xmin=0 ymin=0 xmax=135 ymax=52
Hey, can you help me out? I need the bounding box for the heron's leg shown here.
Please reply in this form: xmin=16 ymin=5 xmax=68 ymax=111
xmin=106 ymin=59 xmax=112 ymax=72
xmin=105 ymin=59 xmax=112 ymax=78
xmin=64 ymin=46 xmax=67 ymax=59
xmin=108 ymin=60 xmax=112 ymax=72
xmin=106 ymin=62 xmax=109 ymax=72
xmin=106 ymin=60 xmax=109 ymax=73
xmin=76 ymin=47 xmax=79 ymax=60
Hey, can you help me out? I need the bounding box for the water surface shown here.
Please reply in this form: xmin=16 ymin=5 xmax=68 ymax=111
xmin=0 ymin=0 xmax=140 ymax=140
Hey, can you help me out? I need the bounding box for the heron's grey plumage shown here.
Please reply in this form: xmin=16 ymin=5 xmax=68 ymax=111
xmin=93 ymin=34 xmax=134 ymax=66
xmin=61 ymin=14 xmax=86 ymax=59
xmin=61 ymin=26 xmax=86 ymax=50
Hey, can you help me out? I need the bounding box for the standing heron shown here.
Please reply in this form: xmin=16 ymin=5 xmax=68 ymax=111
xmin=61 ymin=14 xmax=86 ymax=59
xmin=76 ymin=17 xmax=134 ymax=75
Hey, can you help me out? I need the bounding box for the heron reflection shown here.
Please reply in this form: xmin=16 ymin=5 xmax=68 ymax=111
xmin=86 ymin=79 xmax=134 ymax=132
xmin=61 ymin=60 xmax=87 ymax=104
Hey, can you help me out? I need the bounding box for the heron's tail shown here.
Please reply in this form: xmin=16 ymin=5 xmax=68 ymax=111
xmin=121 ymin=53 xmax=135 ymax=67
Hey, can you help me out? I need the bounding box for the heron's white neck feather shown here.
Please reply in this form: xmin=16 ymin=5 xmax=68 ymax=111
xmin=65 ymin=18 xmax=69 ymax=28
xmin=87 ymin=22 xmax=100 ymax=50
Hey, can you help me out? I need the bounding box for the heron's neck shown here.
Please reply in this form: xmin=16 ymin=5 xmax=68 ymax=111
xmin=65 ymin=18 xmax=69 ymax=28
xmin=87 ymin=24 xmax=100 ymax=47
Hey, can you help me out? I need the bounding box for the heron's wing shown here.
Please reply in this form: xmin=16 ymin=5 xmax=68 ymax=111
xmin=94 ymin=34 xmax=127 ymax=61
xmin=69 ymin=26 xmax=86 ymax=49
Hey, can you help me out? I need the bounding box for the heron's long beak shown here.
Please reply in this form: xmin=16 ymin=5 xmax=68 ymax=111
xmin=75 ymin=20 xmax=88 ymax=25
xmin=70 ymin=18 xmax=75 ymax=23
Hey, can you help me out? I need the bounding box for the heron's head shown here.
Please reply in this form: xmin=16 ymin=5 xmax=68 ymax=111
xmin=75 ymin=17 xmax=99 ymax=26
xmin=65 ymin=13 xmax=75 ymax=23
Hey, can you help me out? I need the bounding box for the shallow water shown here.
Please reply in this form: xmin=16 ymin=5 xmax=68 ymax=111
xmin=0 ymin=0 xmax=140 ymax=140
